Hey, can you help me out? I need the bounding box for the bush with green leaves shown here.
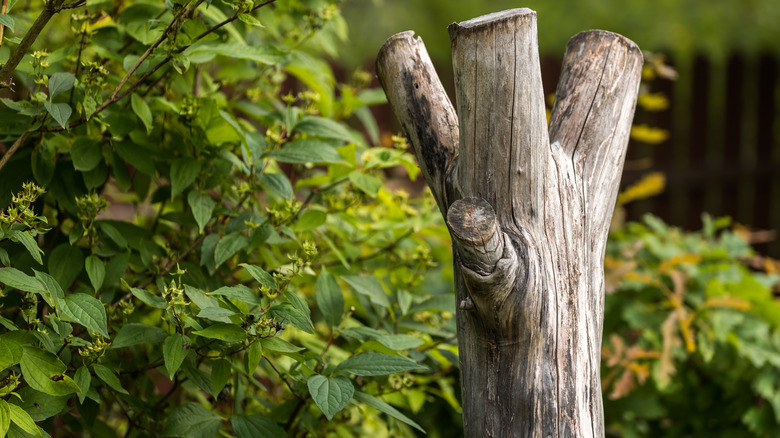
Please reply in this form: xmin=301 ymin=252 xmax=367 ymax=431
xmin=0 ymin=1 xmax=461 ymax=436
xmin=602 ymin=215 xmax=780 ymax=437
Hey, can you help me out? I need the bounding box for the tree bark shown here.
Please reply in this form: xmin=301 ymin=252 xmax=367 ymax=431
xmin=377 ymin=8 xmax=642 ymax=437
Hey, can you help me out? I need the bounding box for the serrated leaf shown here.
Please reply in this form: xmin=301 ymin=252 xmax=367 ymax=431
xmin=85 ymin=255 xmax=105 ymax=292
xmin=7 ymin=230 xmax=43 ymax=265
xmin=20 ymin=347 xmax=79 ymax=397
xmin=48 ymin=244 xmax=83 ymax=290
xmin=163 ymin=334 xmax=189 ymax=379
xmin=92 ymin=364 xmax=128 ymax=395
xmin=193 ymin=323 xmax=247 ymax=342
xmin=58 ymin=294 xmax=108 ymax=337
xmin=267 ymin=303 xmax=314 ymax=334
xmin=335 ymin=352 xmax=424 ymax=376
xmin=0 ymin=268 xmax=46 ymax=294
xmin=197 ymin=307 xmax=236 ymax=322
xmin=6 ymin=402 xmax=40 ymax=437
xmin=231 ymin=415 xmax=285 ymax=438
xmin=170 ymin=157 xmax=201 ymax=200
xmin=131 ymin=93 xmax=153 ymax=134
xmin=259 ymin=336 xmax=303 ymax=353
xmin=74 ymin=367 xmax=91 ymax=404
xmin=340 ymin=326 xmax=391 ymax=346
xmin=293 ymin=116 xmax=357 ymax=143
xmin=44 ymin=101 xmax=72 ymax=129
xmin=162 ymin=403 xmax=222 ymax=438
xmin=188 ymin=190 xmax=215 ymax=234
xmin=0 ymin=14 xmax=15 ymax=33
xmin=307 ymin=375 xmax=353 ymax=420
xmin=209 ymin=285 xmax=262 ymax=306
xmin=258 ymin=173 xmax=293 ymax=199
xmin=111 ymin=323 xmax=168 ymax=348
xmin=264 ymin=140 xmax=344 ymax=164
xmin=343 ymin=275 xmax=390 ymax=308
xmin=348 ymin=171 xmax=382 ymax=197
xmin=239 ymin=264 xmax=276 ymax=290
xmin=214 ymin=233 xmax=248 ymax=267
xmin=353 ymin=391 xmax=425 ymax=433
xmin=47 ymin=72 xmax=75 ymax=99
xmin=316 ymin=268 xmax=344 ymax=328
xmin=70 ymin=137 xmax=102 ymax=171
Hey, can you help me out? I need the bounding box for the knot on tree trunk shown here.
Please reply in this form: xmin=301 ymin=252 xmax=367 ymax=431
xmin=447 ymin=197 xmax=519 ymax=306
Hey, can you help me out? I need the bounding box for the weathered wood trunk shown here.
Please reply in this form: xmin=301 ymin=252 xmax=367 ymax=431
xmin=376 ymin=8 xmax=642 ymax=437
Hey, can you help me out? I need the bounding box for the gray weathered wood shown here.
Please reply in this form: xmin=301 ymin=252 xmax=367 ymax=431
xmin=377 ymin=8 xmax=642 ymax=437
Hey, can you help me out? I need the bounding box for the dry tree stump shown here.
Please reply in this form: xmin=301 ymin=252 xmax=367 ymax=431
xmin=376 ymin=8 xmax=642 ymax=437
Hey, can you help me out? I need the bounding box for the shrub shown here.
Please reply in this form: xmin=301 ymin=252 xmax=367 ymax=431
xmin=0 ymin=1 xmax=458 ymax=436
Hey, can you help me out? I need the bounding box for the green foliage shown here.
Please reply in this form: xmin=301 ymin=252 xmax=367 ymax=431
xmin=0 ymin=0 xmax=457 ymax=436
xmin=602 ymin=214 xmax=780 ymax=437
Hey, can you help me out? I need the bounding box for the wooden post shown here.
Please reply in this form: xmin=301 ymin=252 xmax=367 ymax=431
xmin=377 ymin=8 xmax=642 ymax=437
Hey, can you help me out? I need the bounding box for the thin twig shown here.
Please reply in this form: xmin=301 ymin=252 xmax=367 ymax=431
xmin=0 ymin=130 xmax=32 ymax=172
xmin=0 ymin=0 xmax=8 ymax=49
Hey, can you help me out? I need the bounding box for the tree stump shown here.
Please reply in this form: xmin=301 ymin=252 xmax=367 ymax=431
xmin=376 ymin=8 xmax=642 ymax=437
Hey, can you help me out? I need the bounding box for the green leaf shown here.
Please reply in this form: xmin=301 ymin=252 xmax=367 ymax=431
xmin=44 ymin=101 xmax=72 ymax=129
xmin=267 ymin=303 xmax=314 ymax=334
xmin=170 ymin=157 xmax=201 ymax=200
xmin=92 ymin=364 xmax=128 ymax=395
xmin=264 ymin=140 xmax=344 ymax=164
xmin=0 ymin=399 xmax=10 ymax=437
xmin=47 ymin=72 xmax=75 ymax=99
xmin=348 ymin=171 xmax=382 ymax=197
xmin=123 ymin=282 xmax=167 ymax=309
xmin=70 ymin=138 xmax=102 ymax=171
xmin=6 ymin=402 xmax=40 ymax=437
xmin=183 ymin=42 xmax=284 ymax=65
xmin=58 ymin=294 xmax=108 ymax=337
xmin=188 ymin=190 xmax=215 ymax=234
xmin=85 ymin=255 xmax=105 ymax=292
xmin=307 ymin=375 xmax=354 ymax=420
xmin=0 ymin=268 xmax=46 ymax=294
xmin=211 ymin=359 xmax=231 ymax=395
xmin=209 ymin=285 xmax=262 ymax=306
xmin=111 ymin=323 xmax=168 ymax=348
xmin=162 ymin=403 xmax=222 ymax=438
xmin=32 ymin=270 xmax=64 ymax=307
xmin=193 ymin=323 xmax=247 ymax=342
xmin=239 ymin=264 xmax=276 ymax=290
xmin=293 ymin=116 xmax=357 ymax=143
xmin=343 ymin=275 xmax=390 ymax=308
xmin=73 ymin=366 xmax=91 ymax=404
xmin=197 ymin=307 xmax=236 ymax=322
xmin=0 ymin=14 xmax=15 ymax=33
xmin=245 ymin=341 xmax=263 ymax=373
xmin=237 ymin=13 xmax=264 ymax=27
xmin=353 ymin=391 xmax=425 ymax=433
xmin=20 ymin=347 xmax=79 ymax=397
xmin=214 ymin=233 xmax=248 ymax=267
xmin=0 ymin=335 xmax=23 ymax=369
xmin=7 ymin=231 xmax=43 ymax=265
xmin=97 ymin=222 xmax=127 ymax=248
xmin=316 ymin=268 xmax=344 ymax=328
xmin=48 ymin=244 xmax=83 ymax=290
xmin=163 ymin=334 xmax=189 ymax=379
xmin=294 ymin=209 xmax=327 ymax=231
xmin=259 ymin=336 xmax=303 ymax=354
xmin=231 ymin=415 xmax=285 ymax=438
xmin=258 ymin=173 xmax=293 ymax=199
xmin=131 ymin=93 xmax=153 ymax=134
xmin=335 ymin=353 xmax=424 ymax=376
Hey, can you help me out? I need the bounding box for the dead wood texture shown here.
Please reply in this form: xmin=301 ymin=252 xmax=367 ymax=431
xmin=377 ymin=8 xmax=642 ymax=438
